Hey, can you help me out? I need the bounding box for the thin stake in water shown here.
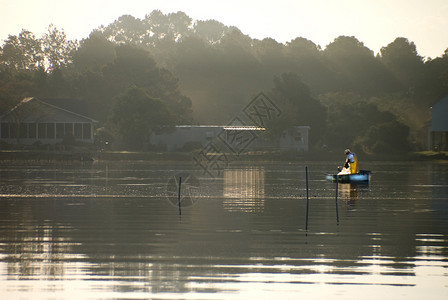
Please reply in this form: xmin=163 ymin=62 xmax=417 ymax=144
xmin=335 ymin=175 xmax=339 ymax=225
xmin=305 ymin=166 xmax=309 ymax=231
xmin=178 ymin=176 xmax=182 ymax=215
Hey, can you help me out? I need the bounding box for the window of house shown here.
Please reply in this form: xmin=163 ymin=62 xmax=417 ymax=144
xmin=47 ymin=123 xmax=55 ymax=139
xmin=74 ymin=123 xmax=82 ymax=138
xmin=65 ymin=123 xmax=73 ymax=136
xmin=29 ymin=123 xmax=36 ymax=138
xmin=10 ymin=123 xmax=18 ymax=138
xmin=1 ymin=123 xmax=9 ymax=138
xmin=19 ymin=123 xmax=28 ymax=138
xmin=38 ymin=123 xmax=46 ymax=139
xmin=56 ymin=123 xmax=65 ymax=139
xmin=82 ymin=123 xmax=91 ymax=139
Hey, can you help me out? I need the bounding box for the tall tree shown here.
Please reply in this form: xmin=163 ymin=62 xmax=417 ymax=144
xmin=42 ymin=25 xmax=78 ymax=72
xmin=73 ymin=33 xmax=116 ymax=72
xmin=97 ymin=15 xmax=146 ymax=45
xmin=321 ymin=92 xmax=409 ymax=152
xmin=0 ymin=30 xmax=44 ymax=71
xmin=74 ymin=44 xmax=192 ymax=123
xmin=418 ymin=48 xmax=448 ymax=106
xmin=269 ymin=72 xmax=326 ymax=145
xmin=379 ymin=37 xmax=424 ymax=92
xmin=284 ymin=37 xmax=330 ymax=93
xmin=357 ymin=120 xmax=411 ymax=154
xmin=323 ymin=36 xmax=393 ymax=95
xmin=109 ymin=86 xmax=173 ymax=150
xmin=193 ymin=19 xmax=232 ymax=45
xmin=97 ymin=10 xmax=193 ymax=49
xmin=0 ymin=67 xmax=19 ymax=113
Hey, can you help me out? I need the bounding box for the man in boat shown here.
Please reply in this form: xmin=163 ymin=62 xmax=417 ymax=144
xmin=343 ymin=149 xmax=358 ymax=174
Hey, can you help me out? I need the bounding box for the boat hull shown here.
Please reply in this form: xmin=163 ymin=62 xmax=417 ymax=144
xmin=326 ymin=170 xmax=371 ymax=183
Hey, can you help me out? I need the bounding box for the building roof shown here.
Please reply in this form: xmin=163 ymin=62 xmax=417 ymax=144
xmin=39 ymin=97 xmax=91 ymax=118
xmin=175 ymin=125 xmax=265 ymax=131
xmin=0 ymin=97 xmax=98 ymax=123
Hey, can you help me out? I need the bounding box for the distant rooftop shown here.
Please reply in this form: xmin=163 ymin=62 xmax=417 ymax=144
xmin=175 ymin=125 xmax=265 ymax=131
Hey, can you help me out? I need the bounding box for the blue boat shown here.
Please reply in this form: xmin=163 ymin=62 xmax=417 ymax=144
xmin=326 ymin=170 xmax=371 ymax=183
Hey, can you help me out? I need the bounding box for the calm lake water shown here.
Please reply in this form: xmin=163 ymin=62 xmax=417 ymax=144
xmin=0 ymin=159 xmax=447 ymax=299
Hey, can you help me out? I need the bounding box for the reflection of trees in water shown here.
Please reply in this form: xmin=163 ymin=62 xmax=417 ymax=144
xmin=0 ymin=193 xmax=431 ymax=293
xmin=338 ymin=183 xmax=370 ymax=209
xmin=1 ymin=162 xmax=448 ymax=295
xmin=0 ymin=197 xmax=195 ymax=293
xmin=430 ymin=163 xmax=448 ymax=260
xmin=1 ymin=201 xmax=72 ymax=279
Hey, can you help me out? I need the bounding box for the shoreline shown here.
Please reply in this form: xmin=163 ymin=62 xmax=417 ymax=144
xmin=0 ymin=149 xmax=447 ymax=162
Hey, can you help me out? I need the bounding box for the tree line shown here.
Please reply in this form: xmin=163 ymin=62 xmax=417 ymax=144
xmin=1 ymin=10 xmax=447 ymax=153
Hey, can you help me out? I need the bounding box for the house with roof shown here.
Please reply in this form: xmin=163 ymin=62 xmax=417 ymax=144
xmin=429 ymin=94 xmax=448 ymax=151
xmin=0 ymin=97 xmax=98 ymax=146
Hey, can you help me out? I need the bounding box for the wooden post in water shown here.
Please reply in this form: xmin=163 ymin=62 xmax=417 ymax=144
xmin=305 ymin=166 xmax=310 ymax=231
xmin=178 ymin=176 xmax=182 ymax=216
xmin=335 ymin=175 xmax=339 ymax=225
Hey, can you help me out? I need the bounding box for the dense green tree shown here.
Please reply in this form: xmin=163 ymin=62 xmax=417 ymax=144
xmin=171 ymin=35 xmax=224 ymax=121
xmin=253 ymin=38 xmax=287 ymax=72
xmin=269 ymin=73 xmax=326 ymax=145
xmin=0 ymin=26 xmax=77 ymax=73
xmin=72 ymin=44 xmax=192 ymax=124
xmin=0 ymin=27 xmax=78 ymax=111
xmin=109 ymin=86 xmax=173 ymax=149
xmin=379 ymin=37 xmax=424 ymax=91
xmin=356 ymin=120 xmax=411 ymax=154
xmin=96 ymin=10 xmax=193 ymax=50
xmin=97 ymin=15 xmax=146 ymax=45
xmin=286 ymin=37 xmax=321 ymax=57
xmin=217 ymin=29 xmax=257 ymax=69
xmin=0 ymin=68 xmax=54 ymax=111
xmin=150 ymin=11 xmax=192 ymax=43
xmin=323 ymin=36 xmax=395 ymax=94
xmin=41 ymin=25 xmax=78 ymax=72
xmin=193 ymin=20 xmax=233 ymax=45
xmin=102 ymin=45 xmax=158 ymax=92
xmin=284 ymin=37 xmax=331 ymax=93
xmin=170 ymin=28 xmax=265 ymax=123
xmin=418 ymin=49 xmax=448 ymax=106
xmin=73 ymin=33 xmax=116 ymax=72
xmin=1 ymin=10 xmax=446 ymax=152
xmin=321 ymin=92 xmax=410 ymax=152
xmin=0 ymin=68 xmax=22 ymax=113
xmin=102 ymin=45 xmax=192 ymax=122
xmin=0 ymin=30 xmax=44 ymax=71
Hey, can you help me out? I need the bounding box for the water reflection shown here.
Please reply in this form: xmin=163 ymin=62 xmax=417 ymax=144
xmin=337 ymin=182 xmax=370 ymax=209
xmin=1 ymin=202 xmax=80 ymax=280
xmin=223 ymin=167 xmax=265 ymax=213
xmin=0 ymin=161 xmax=447 ymax=299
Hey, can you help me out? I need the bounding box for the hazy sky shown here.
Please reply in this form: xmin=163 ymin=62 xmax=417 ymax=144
xmin=1 ymin=0 xmax=448 ymax=58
